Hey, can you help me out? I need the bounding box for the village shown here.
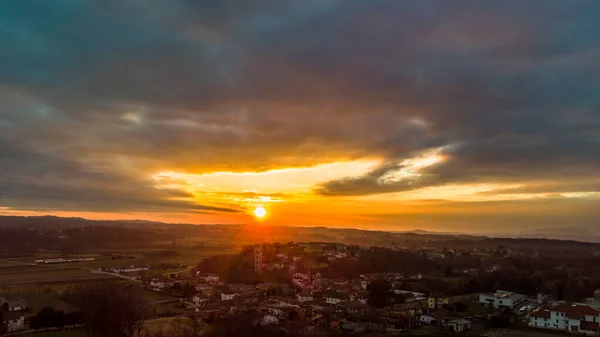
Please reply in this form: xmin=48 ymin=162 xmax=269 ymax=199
xmin=3 ymin=240 xmax=600 ymax=336
xmin=138 ymin=243 xmax=600 ymax=335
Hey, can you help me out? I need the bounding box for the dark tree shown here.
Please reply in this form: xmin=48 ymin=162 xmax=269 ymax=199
xmin=29 ymin=306 xmax=66 ymax=330
xmin=181 ymin=282 xmax=197 ymax=298
xmin=367 ymin=279 xmax=392 ymax=308
xmin=66 ymin=284 xmax=150 ymax=337
xmin=0 ymin=311 xmax=7 ymax=335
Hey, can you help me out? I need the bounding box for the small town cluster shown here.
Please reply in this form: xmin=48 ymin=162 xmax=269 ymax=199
xmin=143 ymin=243 xmax=600 ymax=335
xmin=3 ymin=241 xmax=600 ymax=336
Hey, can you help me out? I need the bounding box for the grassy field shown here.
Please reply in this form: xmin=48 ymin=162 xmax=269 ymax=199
xmin=0 ymin=241 xmax=235 ymax=302
xmin=1 ymin=291 xmax=74 ymax=315
xmin=29 ymin=329 xmax=86 ymax=337
xmin=140 ymin=316 xmax=211 ymax=337
xmin=134 ymin=287 xmax=178 ymax=302
xmin=0 ymin=263 xmax=115 ymax=287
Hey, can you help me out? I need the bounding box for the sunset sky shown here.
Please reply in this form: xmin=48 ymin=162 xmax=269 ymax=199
xmin=1 ymin=1 xmax=599 ymax=233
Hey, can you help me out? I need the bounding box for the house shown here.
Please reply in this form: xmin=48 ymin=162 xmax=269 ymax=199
xmin=297 ymin=292 xmax=314 ymax=303
xmin=394 ymin=289 xmax=426 ymax=298
xmin=8 ymin=300 xmax=27 ymax=312
xmin=265 ymin=307 xmax=285 ymax=316
xmin=149 ymin=279 xmax=170 ymax=291
xmin=409 ymin=273 xmax=423 ymax=280
xmin=293 ymin=273 xmax=313 ymax=289
xmin=479 ymin=290 xmax=526 ymax=309
xmin=259 ymin=314 xmax=279 ymax=326
xmin=384 ymin=302 xmax=425 ymax=317
xmin=418 ymin=314 xmax=437 ymax=325
xmin=428 ymin=295 xmax=450 ymax=309
xmin=323 ymin=291 xmax=347 ymax=305
xmin=256 ymin=283 xmax=279 ymax=293
xmin=229 ymin=284 xmax=260 ymax=296
xmin=387 ymin=315 xmax=419 ymax=331
xmin=280 ymin=320 xmax=315 ymax=336
xmin=447 ymin=318 xmax=471 ymax=332
xmin=192 ymin=294 xmax=210 ymax=307
xmin=529 ymin=303 xmax=600 ymax=334
xmin=5 ymin=314 xmax=25 ymax=333
xmin=293 ymin=272 xmax=310 ymax=280
xmin=366 ymin=319 xmax=388 ymax=332
xmin=343 ymin=300 xmax=371 ymax=315
xmin=197 ymin=273 xmax=219 ymax=283
xmin=267 ymin=262 xmax=285 ymax=270
xmin=274 ymin=299 xmax=299 ymax=308
xmin=340 ymin=320 xmax=366 ymax=333
xmin=221 ymin=293 xmax=238 ymax=301
xmin=194 ymin=285 xmax=215 ymax=294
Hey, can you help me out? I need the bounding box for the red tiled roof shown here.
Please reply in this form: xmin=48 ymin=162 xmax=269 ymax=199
xmin=552 ymin=304 xmax=600 ymax=319
xmin=529 ymin=310 xmax=551 ymax=319
xmin=581 ymin=321 xmax=600 ymax=332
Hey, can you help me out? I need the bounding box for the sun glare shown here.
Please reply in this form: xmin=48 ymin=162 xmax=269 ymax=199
xmin=253 ymin=206 xmax=267 ymax=219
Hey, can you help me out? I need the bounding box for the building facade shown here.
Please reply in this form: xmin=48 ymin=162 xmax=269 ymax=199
xmin=7 ymin=316 xmax=25 ymax=332
xmin=479 ymin=290 xmax=526 ymax=309
xmin=254 ymin=244 xmax=263 ymax=272
xmin=529 ymin=303 xmax=600 ymax=334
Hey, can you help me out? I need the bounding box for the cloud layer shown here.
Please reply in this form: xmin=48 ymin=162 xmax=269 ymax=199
xmin=0 ymin=1 xmax=599 ymax=229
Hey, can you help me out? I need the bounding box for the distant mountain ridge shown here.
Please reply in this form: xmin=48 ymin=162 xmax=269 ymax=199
xmin=0 ymin=215 xmax=598 ymax=244
xmin=403 ymin=227 xmax=600 ymax=243
xmin=514 ymin=227 xmax=600 ymax=243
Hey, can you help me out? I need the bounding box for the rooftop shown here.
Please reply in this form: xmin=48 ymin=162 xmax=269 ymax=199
xmin=449 ymin=318 xmax=471 ymax=325
xmin=529 ymin=310 xmax=551 ymax=319
xmin=552 ymin=303 xmax=600 ymax=319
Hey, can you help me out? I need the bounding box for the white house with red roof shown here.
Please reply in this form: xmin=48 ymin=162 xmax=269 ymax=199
xmin=529 ymin=303 xmax=600 ymax=334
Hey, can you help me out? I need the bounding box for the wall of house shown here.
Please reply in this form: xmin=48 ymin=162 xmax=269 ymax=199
xmin=479 ymin=294 xmax=515 ymax=309
xmin=530 ymin=317 xmax=551 ymax=328
xmin=568 ymin=318 xmax=581 ymax=333
xmin=326 ymin=297 xmax=341 ymax=304
xmin=550 ymin=311 xmax=567 ymax=330
xmin=7 ymin=317 xmax=24 ymax=332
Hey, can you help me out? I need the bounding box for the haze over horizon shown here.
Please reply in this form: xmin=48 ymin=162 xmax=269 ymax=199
xmin=1 ymin=1 xmax=599 ymax=233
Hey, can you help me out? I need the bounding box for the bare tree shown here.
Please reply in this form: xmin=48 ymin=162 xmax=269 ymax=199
xmin=66 ymin=284 xmax=150 ymax=337
xmin=167 ymin=318 xmax=191 ymax=337
xmin=188 ymin=316 xmax=204 ymax=337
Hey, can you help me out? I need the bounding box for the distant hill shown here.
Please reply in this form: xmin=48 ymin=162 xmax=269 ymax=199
xmin=1 ymin=215 xmax=599 ymax=248
xmin=516 ymin=227 xmax=600 ymax=243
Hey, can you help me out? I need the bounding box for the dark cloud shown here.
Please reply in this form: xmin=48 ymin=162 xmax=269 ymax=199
xmin=0 ymin=136 xmax=240 ymax=213
xmin=0 ymin=0 xmax=599 ymax=216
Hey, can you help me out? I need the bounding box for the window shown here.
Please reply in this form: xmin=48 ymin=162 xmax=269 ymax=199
xmin=571 ymin=326 xmax=579 ymax=332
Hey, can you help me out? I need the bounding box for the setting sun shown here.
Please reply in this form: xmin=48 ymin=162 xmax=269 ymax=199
xmin=253 ymin=206 xmax=267 ymax=219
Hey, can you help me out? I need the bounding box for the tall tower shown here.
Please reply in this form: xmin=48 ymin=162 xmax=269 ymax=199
xmin=254 ymin=244 xmax=263 ymax=272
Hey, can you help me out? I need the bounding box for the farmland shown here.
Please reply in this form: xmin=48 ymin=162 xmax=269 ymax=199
xmin=29 ymin=330 xmax=86 ymax=337
xmin=0 ymin=263 xmax=114 ymax=286
xmin=0 ymin=240 xmax=235 ymax=289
